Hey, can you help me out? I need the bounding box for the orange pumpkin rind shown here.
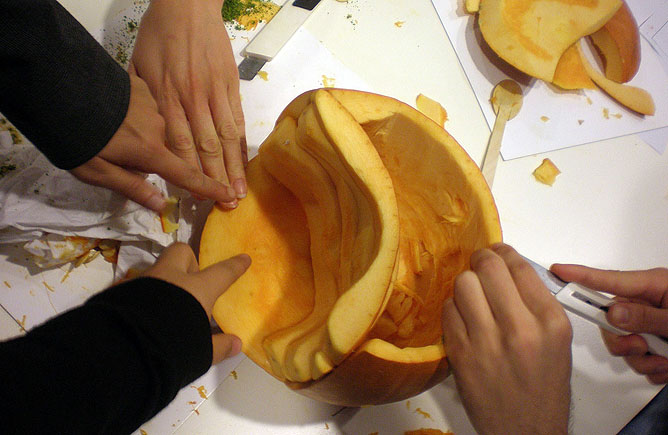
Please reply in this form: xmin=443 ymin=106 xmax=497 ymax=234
xmin=199 ymin=89 xmax=501 ymax=406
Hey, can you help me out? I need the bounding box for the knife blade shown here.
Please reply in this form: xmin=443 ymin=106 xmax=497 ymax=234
xmin=523 ymin=256 xmax=668 ymax=359
xmin=237 ymin=0 xmax=324 ymax=80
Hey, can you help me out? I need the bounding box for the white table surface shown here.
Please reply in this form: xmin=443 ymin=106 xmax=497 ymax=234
xmin=1 ymin=0 xmax=666 ymax=434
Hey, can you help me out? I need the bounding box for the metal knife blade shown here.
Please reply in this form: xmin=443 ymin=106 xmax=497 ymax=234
xmin=237 ymin=0 xmax=324 ymax=80
xmin=524 ymin=256 xmax=668 ymax=359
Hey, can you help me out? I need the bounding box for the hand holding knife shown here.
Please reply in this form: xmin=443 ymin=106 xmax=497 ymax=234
xmin=524 ymin=256 xmax=668 ymax=359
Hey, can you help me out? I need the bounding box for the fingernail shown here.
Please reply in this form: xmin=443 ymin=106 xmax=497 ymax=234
xmin=221 ymin=200 xmax=238 ymax=209
xmin=233 ymin=179 xmax=247 ymax=199
xmin=147 ymin=194 xmax=167 ymax=212
xmin=610 ymin=305 xmax=629 ymax=326
xmin=227 ymin=185 xmax=238 ymax=200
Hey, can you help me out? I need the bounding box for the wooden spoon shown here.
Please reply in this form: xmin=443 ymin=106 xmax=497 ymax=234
xmin=481 ymin=79 xmax=523 ymax=187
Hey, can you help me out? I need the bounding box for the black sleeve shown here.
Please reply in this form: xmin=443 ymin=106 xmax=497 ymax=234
xmin=0 ymin=277 xmax=213 ymax=435
xmin=0 ymin=0 xmax=130 ymax=170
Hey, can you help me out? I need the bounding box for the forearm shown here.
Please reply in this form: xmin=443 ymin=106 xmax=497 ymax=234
xmin=0 ymin=277 xmax=212 ymax=434
xmin=0 ymin=0 xmax=130 ymax=169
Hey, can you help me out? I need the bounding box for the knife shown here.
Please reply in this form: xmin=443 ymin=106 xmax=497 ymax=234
xmin=237 ymin=0 xmax=324 ymax=80
xmin=523 ymin=256 xmax=668 ymax=359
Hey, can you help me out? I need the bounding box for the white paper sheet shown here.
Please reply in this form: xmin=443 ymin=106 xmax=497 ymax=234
xmin=431 ymin=0 xmax=668 ymax=158
xmin=0 ymin=131 xmax=175 ymax=246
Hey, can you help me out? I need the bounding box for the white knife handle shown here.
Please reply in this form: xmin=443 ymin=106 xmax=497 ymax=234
xmin=556 ymin=282 xmax=668 ymax=359
xmin=242 ymin=1 xmax=318 ymax=61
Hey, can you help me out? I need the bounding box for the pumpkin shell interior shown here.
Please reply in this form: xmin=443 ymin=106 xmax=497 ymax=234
xmin=199 ymin=89 xmax=501 ymax=405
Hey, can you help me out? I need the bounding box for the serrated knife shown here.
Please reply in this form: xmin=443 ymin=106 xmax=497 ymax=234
xmin=524 ymin=256 xmax=668 ymax=359
xmin=237 ymin=0 xmax=324 ymax=80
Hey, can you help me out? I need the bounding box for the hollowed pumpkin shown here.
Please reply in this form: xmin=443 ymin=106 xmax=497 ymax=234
xmin=199 ymin=89 xmax=502 ymax=406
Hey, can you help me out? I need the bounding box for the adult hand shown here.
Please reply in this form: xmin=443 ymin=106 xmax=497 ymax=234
xmin=70 ymin=74 xmax=238 ymax=212
xmin=443 ymin=244 xmax=572 ymax=435
xmin=142 ymin=242 xmax=251 ymax=364
xmin=551 ymin=263 xmax=668 ymax=384
xmin=130 ymin=0 xmax=247 ymax=203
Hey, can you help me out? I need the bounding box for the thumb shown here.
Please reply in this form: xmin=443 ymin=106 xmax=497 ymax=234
xmin=196 ymin=254 xmax=251 ymax=312
xmin=212 ymin=333 xmax=242 ymax=365
xmin=607 ymin=302 xmax=668 ymax=336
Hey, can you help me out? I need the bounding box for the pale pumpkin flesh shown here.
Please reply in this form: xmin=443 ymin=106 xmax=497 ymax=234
xmin=258 ymin=117 xmax=345 ymax=381
xmin=478 ymin=0 xmax=622 ymax=82
xmin=552 ymin=43 xmax=596 ymax=90
xmin=259 ymin=90 xmax=400 ymax=383
xmin=199 ymin=157 xmax=314 ymax=376
xmin=200 ymin=89 xmax=501 ymax=406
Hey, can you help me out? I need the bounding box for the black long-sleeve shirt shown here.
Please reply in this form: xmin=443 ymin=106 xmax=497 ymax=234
xmin=0 ymin=0 xmax=130 ymax=169
xmin=0 ymin=278 xmax=213 ymax=434
xmin=0 ymin=1 xmax=214 ymax=433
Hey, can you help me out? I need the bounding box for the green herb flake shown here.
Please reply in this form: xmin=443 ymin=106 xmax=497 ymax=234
xmin=222 ymin=0 xmax=276 ymax=24
xmin=0 ymin=164 xmax=16 ymax=177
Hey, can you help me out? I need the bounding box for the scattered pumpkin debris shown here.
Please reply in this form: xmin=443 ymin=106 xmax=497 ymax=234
xmin=230 ymin=370 xmax=238 ymax=380
xmin=416 ymin=94 xmax=448 ymax=127
xmin=257 ymin=71 xmax=269 ymax=81
xmin=415 ymin=407 xmax=433 ymax=420
xmin=395 ymin=21 xmax=405 ymax=27
xmin=578 ymin=119 xmax=584 ymax=125
xmin=603 ymin=108 xmax=610 ymax=119
xmin=540 ymin=116 xmax=550 ymax=122
xmin=192 ymin=385 xmax=208 ymax=399
xmin=159 ymin=196 xmax=180 ymax=234
xmin=533 ymin=158 xmax=561 ymax=186
xmin=322 ymin=75 xmax=336 ymax=88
